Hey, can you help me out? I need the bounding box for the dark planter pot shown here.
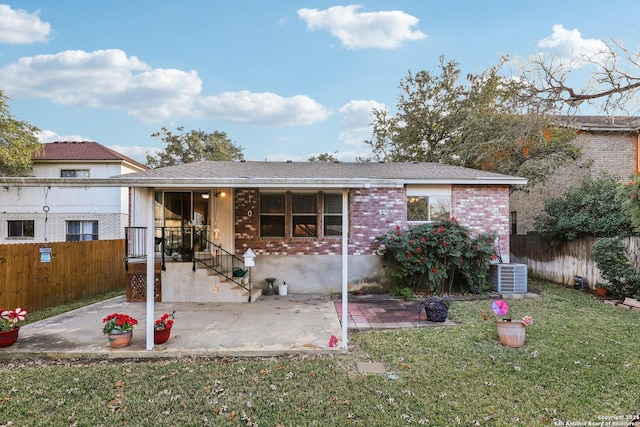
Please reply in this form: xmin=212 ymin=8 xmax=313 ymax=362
xmin=419 ymin=298 xmax=449 ymax=322
xmin=154 ymin=327 xmax=171 ymax=344
xmin=0 ymin=326 xmax=20 ymax=347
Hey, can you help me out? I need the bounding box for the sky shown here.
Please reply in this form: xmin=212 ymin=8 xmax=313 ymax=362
xmin=1 ymin=1 xmax=640 ymax=164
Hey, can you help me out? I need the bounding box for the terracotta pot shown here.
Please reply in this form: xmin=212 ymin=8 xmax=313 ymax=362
xmin=596 ymin=286 xmax=608 ymax=297
xmin=154 ymin=327 xmax=171 ymax=344
xmin=107 ymin=330 xmax=133 ymax=348
xmin=496 ymin=321 xmax=526 ymax=347
xmin=0 ymin=326 xmax=20 ymax=348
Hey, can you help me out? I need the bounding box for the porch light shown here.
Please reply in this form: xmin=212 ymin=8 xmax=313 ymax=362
xmin=201 ymin=192 xmax=210 ymax=199
xmin=216 ymin=191 xmax=226 ymax=198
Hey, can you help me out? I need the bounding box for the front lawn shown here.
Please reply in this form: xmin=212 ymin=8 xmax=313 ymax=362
xmin=1 ymin=281 xmax=638 ymax=426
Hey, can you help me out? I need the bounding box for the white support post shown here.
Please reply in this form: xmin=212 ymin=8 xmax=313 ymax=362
xmin=146 ymin=187 xmax=155 ymax=351
xmin=341 ymin=189 xmax=349 ymax=350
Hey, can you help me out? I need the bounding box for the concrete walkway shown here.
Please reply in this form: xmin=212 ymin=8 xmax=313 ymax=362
xmin=1 ymin=294 xmax=344 ymax=359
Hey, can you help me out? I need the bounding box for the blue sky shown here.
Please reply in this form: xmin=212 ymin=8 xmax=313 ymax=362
xmin=1 ymin=1 xmax=640 ymax=164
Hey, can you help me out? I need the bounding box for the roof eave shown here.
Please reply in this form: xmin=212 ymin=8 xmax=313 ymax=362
xmin=0 ymin=176 xmax=528 ymax=188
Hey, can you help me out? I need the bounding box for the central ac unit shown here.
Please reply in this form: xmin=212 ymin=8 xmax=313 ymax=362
xmin=488 ymin=263 xmax=527 ymax=293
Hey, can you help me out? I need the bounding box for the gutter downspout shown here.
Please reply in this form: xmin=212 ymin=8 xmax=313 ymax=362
xmin=146 ymin=187 xmax=155 ymax=351
xmin=636 ymin=132 xmax=640 ymax=175
xmin=341 ymin=189 xmax=349 ymax=350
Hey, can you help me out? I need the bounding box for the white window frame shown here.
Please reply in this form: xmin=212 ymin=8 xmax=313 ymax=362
xmin=66 ymin=220 xmax=99 ymax=241
xmin=60 ymin=169 xmax=90 ymax=178
xmin=7 ymin=220 xmax=34 ymax=238
xmin=406 ymin=186 xmax=452 ymax=223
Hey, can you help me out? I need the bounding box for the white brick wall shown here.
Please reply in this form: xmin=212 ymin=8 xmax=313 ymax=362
xmin=0 ymin=213 xmax=127 ymax=243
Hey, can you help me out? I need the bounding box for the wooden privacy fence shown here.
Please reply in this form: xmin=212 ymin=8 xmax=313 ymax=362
xmin=0 ymin=240 xmax=125 ymax=312
xmin=510 ymin=235 xmax=640 ymax=289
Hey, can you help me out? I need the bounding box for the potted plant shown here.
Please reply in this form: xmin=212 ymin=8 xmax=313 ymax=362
xmin=154 ymin=312 xmax=175 ymax=344
xmin=418 ymin=296 xmax=450 ymax=322
xmin=491 ymin=300 xmax=533 ymax=347
xmin=102 ymin=313 xmax=138 ymax=348
xmin=177 ymin=245 xmax=194 ymax=262
xmin=0 ymin=307 xmax=28 ymax=347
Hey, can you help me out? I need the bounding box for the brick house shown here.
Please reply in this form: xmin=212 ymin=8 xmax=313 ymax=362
xmin=120 ymin=161 xmax=525 ymax=300
xmin=510 ymin=116 xmax=640 ymax=234
xmin=0 ymin=141 xmax=148 ymax=243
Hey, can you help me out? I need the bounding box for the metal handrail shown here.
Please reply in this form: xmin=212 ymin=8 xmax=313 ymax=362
xmin=124 ymin=226 xmax=252 ymax=301
xmin=193 ymin=228 xmax=253 ymax=301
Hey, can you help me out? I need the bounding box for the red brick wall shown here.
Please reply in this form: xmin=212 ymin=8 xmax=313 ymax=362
xmin=235 ymin=185 xmax=511 ymax=258
xmin=452 ymin=185 xmax=511 ymax=259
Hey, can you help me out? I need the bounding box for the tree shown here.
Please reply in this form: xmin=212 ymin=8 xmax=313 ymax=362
xmin=533 ymin=174 xmax=634 ymax=246
xmin=0 ymin=90 xmax=42 ymax=176
xmin=308 ymin=152 xmax=339 ymax=162
xmin=366 ymin=56 xmax=580 ymax=186
xmin=524 ymin=39 xmax=640 ymax=114
xmin=146 ymin=127 xmax=244 ymax=168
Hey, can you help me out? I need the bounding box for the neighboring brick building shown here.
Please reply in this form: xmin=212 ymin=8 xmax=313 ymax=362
xmin=510 ymin=116 xmax=640 ymax=235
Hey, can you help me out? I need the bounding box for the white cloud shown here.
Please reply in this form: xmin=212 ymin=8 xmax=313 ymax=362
xmin=37 ymin=130 xmax=86 ymax=143
xmin=338 ymin=99 xmax=385 ymax=146
xmin=0 ymin=4 xmax=51 ymax=44
xmin=108 ymin=145 xmax=159 ymax=164
xmin=537 ymin=24 xmax=608 ymax=66
xmin=197 ymin=91 xmax=332 ymax=126
xmin=0 ymin=48 xmax=330 ymax=126
xmin=297 ymin=5 xmax=425 ymax=50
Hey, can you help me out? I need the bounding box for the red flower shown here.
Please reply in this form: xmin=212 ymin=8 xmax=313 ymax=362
xmin=409 ymin=240 xmax=413 ymax=246
xmin=438 ymin=227 xmax=444 ymax=233
xmin=421 ymin=237 xmax=426 ymax=243
xmin=407 ymin=253 xmax=412 ymax=259
xmin=432 ymin=267 xmax=438 ymax=274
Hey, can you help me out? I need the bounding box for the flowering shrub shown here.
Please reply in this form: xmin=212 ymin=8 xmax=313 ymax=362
xmin=0 ymin=307 xmax=28 ymax=332
xmin=102 ymin=313 xmax=138 ymax=334
xmin=377 ymin=218 xmax=498 ymax=294
xmin=155 ymin=313 xmax=175 ymax=330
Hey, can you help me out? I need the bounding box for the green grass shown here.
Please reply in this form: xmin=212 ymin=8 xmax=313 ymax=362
xmin=1 ymin=282 xmax=639 ymax=426
xmin=22 ymin=289 xmax=125 ymax=324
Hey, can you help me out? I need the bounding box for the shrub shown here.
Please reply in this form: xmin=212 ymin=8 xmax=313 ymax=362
xmin=377 ymin=218 xmax=497 ymax=294
xmin=592 ymin=237 xmax=640 ymax=299
xmin=533 ymin=174 xmax=634 ymax=246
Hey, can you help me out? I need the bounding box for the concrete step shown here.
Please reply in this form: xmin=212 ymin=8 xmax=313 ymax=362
xmin=161 ymin=262 xmax=260 ymax=303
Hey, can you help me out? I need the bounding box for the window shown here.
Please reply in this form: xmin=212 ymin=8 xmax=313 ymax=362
xmin=260 ymin=193 xmax=285 ymax=237
xmin=292 ymin=194 xmax=317 ymax=237
xmin=66 ymin=220 xmax=98 ymax=241
xmin=61 ymin=169 xmax=90 ymax=177
xmin=323 ymin=194 xmax=343 ymax=236
xmin=407 ymin=186 xmax=452 ymax=222
xmin=7 ymin=220 xmax=34 ymax=238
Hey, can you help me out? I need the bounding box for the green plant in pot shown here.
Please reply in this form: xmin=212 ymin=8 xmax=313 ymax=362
xmin=176 ymin=245 xmax=194 ymax=262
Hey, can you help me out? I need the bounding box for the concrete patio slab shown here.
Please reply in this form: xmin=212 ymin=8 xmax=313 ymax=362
xmin=0 ymin=294 xmax=344 ymax=359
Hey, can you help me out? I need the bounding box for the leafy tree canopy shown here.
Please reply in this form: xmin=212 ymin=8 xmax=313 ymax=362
xmin=308 ymin=152 xmax=340 ymax=162
xmin=0 ymin=89 xmax=42 ymax=176
xmin=146 ymin=126 xmax=244 ymax=168
xmin=533 ymin=173 xmax=635 ymax=246
xmin=366 ymin=56 xmax=580 ymax=187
